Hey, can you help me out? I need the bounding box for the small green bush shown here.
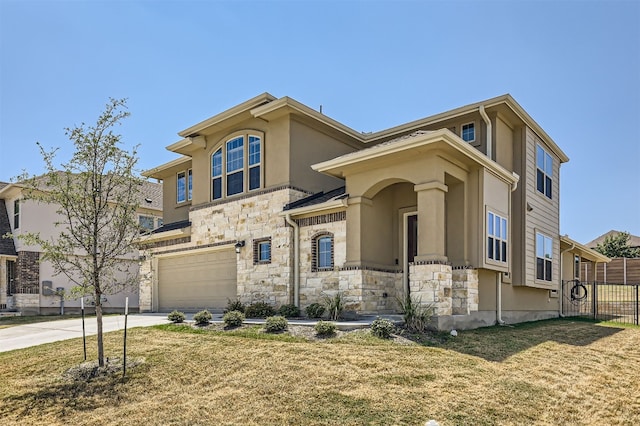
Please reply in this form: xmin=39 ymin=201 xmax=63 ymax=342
xmin=223 ymin=310 xmax=245 ymax=327
xmin=371 ymin=317 xmax=395 ymax=339
xmin=224 ymin=298 xmax=245 ymax=314
xmin=314 ymin=320 xmax=336 ymax=336
xmin=305 ymin=302 xmax=326 ymax=319
xmin=193 ymin=309 xmax=212 ymax=325
xmin=167 ymin=310 xmax=186 ymax=323
xmin=245 ymin=302 xmax=276 ymax=318
xmin=278 ymin=304 xmax=301 ymax=318
xmin=264 ymin=315 xmax=288 ymax=333
xmin=323 ymin=292 xmax=345 ymax=321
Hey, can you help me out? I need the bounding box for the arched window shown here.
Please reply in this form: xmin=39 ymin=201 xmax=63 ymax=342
xmin=211 ymin=131 xmax=263 ymax=200
xmin=312 ymin=232 xmax=334 ymax=271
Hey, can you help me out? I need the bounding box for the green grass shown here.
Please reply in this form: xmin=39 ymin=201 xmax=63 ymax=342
xmin=0 ymin=318 xmax=638 ymax=425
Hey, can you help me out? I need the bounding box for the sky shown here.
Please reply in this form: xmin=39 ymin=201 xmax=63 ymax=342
xmin=1 ymin=0 xmax=639 ymax=244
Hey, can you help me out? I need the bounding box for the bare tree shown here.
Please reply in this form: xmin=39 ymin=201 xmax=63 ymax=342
xmin=19 ymin=98 xmax=142 ymax=366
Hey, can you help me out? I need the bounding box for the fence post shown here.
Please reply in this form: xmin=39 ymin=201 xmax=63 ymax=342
xmin=592 ymin=281 xmax=598 ymax=320
xmin=635 ymin=284 xmax=639 ymax=326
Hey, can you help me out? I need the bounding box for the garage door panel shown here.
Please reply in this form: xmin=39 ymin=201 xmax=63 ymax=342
xmin=158 ymin=249 xmax=236 ymax=311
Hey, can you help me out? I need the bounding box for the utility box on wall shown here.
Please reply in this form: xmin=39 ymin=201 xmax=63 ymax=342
xmin=42 ymin=280 xmax=54 ymax=296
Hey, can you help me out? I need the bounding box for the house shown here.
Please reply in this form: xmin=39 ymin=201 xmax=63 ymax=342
xmin=139 ymin=93 xmax=605 ymax=330
xmin=0 ymin=179 xmax=163 ymax=315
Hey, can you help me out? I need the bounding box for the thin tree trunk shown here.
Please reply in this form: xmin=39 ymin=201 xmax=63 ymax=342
xmin=96 ymin=302 xmax=104 ymax=367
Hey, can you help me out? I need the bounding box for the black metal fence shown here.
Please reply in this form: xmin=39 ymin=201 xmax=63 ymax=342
xmin=562 ymin=280 xmax=640 ymax=326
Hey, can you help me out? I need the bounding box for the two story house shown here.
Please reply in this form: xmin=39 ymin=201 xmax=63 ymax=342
xmin=0 ymin=179 xmax=163 ymax=315
xmin=139 ymin=93 xmax=604 ymax=330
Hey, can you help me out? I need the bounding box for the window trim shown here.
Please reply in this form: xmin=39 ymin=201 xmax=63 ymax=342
xmin=210 ymin=130 xmax=264 ymax=201
xmin=487 ymin=210 xmax=508 ymax=264
xmin=188 ymin=169 xmax=193 ymax=201
xmin=177 ymin=171 xmax=187 ymax=204
xmin=312 ymin=232 xmax=334 ymax=272
xmin=536 ymin=144 xmax=553 ymax=199
xmin=253 ymin=237 xmax=272 ymax=265
xmin=13 ymin=199 xmax=20 ymax=230
xmin=535 ymin=232 xmax=553 ymax=282
xmin=461 ymin=122 xmax=476 ymax=143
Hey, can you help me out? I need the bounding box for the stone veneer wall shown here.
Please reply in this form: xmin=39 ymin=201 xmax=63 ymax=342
xmin=409 ymin=262 xmax=453 ymax=316
xmin=13 ymin=293 xmax=39 ymax=314
xmin=452 ymin=267 xmax=479 ymax=315
xmin=139 ymin=187 xmax=310 ymax=311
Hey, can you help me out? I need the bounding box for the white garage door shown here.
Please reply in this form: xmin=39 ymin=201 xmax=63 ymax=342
xmin=158 ymin=249 xmax=237 ymax=311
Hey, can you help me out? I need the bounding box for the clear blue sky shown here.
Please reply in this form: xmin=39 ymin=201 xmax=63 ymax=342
xmin=1 ymin=0 xmax=638 ymax=244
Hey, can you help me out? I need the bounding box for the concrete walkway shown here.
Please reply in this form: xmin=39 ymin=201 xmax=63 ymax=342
xmin=0 ymin=314 xmax=170 ymax=353
xmin=0 ymin=313 xmax=404 ymax=353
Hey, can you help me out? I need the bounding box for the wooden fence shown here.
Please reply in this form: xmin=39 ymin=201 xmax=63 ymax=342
xmin=580 ymin=258 xmax=640 ymax=284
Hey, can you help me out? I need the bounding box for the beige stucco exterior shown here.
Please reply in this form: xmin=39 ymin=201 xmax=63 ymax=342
xmin=138 ymin=93 xmax=604 ymax=330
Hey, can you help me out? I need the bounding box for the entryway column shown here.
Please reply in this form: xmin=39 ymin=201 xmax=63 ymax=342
xmin=345 ymin=196 xmax=373 ymax=267
xmin=414 ymin=181 xmax=448 ymax=263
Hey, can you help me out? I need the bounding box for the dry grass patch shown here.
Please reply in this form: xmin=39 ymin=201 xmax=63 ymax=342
xmin=0 ymin=319 xmax=638 ymax=425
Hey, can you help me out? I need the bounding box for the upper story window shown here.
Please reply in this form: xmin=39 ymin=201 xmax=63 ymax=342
xmin=211 ymin=132 xmax=263 ymax=200
xmin=312 ymin=232 xmax=334 ymax=271
xmin=487 ymin=211 xmax=507 ymax=263
xmin=177 ymin=169 xmax=193 ymax=204
xmin=461 ymin=122 xmax=475 ymax=143
xmin=139 ymin=215 xmax=155 ymax=232
xmin=536 ymin=145 xmax=553 ymax=199
xmin=536 ymin=232 xmax=553 ymax=282
xmin=13 ymin=199 xmax=20 ymax=229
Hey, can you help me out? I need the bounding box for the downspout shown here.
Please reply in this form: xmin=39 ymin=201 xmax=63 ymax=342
xmin=479 ymin=105 xmax=492 ymax=160
xmin=497 ymin=172 xmax=520 ymax=325
xmin=559 ymin=240 xmax=576 ymax=318
xmin=285 ymin=214 xmax=300 ymax=308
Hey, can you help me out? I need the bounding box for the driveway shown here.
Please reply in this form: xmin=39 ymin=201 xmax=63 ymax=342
xmin=0 ymin=314 xmax=170 ymax=353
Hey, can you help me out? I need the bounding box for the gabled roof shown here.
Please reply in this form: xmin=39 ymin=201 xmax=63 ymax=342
xmin=585 ymin=230 xmax=640 ymax=249
xmin=0 ymin=199 xmax=17 ymax=256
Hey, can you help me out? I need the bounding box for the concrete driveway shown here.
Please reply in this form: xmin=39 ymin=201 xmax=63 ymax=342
xmin=0 ymin=314 xmax=170 ymax=353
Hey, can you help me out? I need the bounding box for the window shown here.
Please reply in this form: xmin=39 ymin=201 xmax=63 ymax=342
xmin=536 ymin=144 xmax=553 ymax=199
xmin=211 ymin=132 xmax=263 ymax=200
xmin=536 ymin=232 xmax=553 ymax=281
xmin=139 ymin=215 xmax=155 ymax=231
xmin=177 ymin=169 xmax=192 ymax=203
xmin=13 ymin=199 xmax=20 ymax=229
xmin=253 ymin=237 xmax=271 ymax=264
xmin=312 ymin=233 xmax=334 ymax=271
xmin=461 ymin=122 xmax=475 ymax=142
xmin=7 ymin=260 xmax=16 ymax=295
xmin=574 ymin=255 xmax=580 ymax=279
xmin=177 ymin=171 xmax=186 ymax=203
xmin=487 ymin=211 xmax=507 ymax=263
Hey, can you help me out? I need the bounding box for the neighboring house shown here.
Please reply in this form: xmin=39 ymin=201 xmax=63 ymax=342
xmin=139 ymin=93 xmax=604 ymax=330
xmin=580 ymin=230 xmax=640 ymax=284
xmin=0 ymin=179 xmax=163 ymax=314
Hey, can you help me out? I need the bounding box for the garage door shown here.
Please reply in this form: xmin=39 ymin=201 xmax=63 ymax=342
xmin=158 ymin=249 xmax=237 ymax=311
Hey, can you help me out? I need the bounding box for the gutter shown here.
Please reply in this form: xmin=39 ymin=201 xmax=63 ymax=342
xmin=284 ymin=214 xmax=300 ymax=308
xmin=559 ymin=240 xmax=576 ymax=318
xmin=496 ymin=171 xmax=520 ymax=326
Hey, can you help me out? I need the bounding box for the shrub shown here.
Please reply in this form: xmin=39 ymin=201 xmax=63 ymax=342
xmin=223 ymin=310 xmax=245 ymax=327
xmin=224 ymin=299 xmax=245 ymax=314
xmin=314 ymin=320 xmax=336 ymax=336
xmin=397 ymin=294 xmax=434 ymax=333
xmin=278 ymin=304 xmax=301 ymax=318
xmin=193 ymin=309 xmax=212 ymax=325
xmin=264 ymin=315 xmax=288 ymax=333
xmin=305 ymin=303 xmax=326 ymax=319
xmin=245 ymin=302 xmax=276 ymax=318
xmin=370 ymin=317 xmax=395 ymax=339
xmin=167 ymin=310 xmax=186 ymax=323
xmin=323 ymin=292 xmax=345 ymax=321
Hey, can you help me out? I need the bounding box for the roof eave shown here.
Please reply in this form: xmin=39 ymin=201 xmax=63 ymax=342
xmin=279 ymin=199 xmax=346 ymax=218
xmin=560 ymin=235 xmax=611 ymax=263
xmin=142 ymin=156 xmax=192 ymax=179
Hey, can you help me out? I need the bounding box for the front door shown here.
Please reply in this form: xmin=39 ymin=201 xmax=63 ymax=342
xmin=403 ymin=213 xmax=418 ymax=294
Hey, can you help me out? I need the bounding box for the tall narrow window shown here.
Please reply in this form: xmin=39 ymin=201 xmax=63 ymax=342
xmin=13 ymin=199 xmax=20 ymax=229
xmin=536 ymin=145 xmax=553 ymax=199
xmin=7 ymin=260 xmax=16 ymax=295
xmin=536 ymin=232 xmax=553 ymax=281
xmin=461 ymin=122 xmax=475 ymax=142
xmin=187 ymin=169 xmax=193 ymax=201
xmin=177 ymin=172 xmax=186 ymax=203
xmin=226 ymin=136 xmax=244 ymax=196
xmin=248 ymin=135 xmax=261 ymax=191
xmin=318 ymin=236 xmax=333 ymax=269
xmin=212 ymin=148 xmax=222 ymax=200
xmin=487 ymin=211 xmax=507 ymax=263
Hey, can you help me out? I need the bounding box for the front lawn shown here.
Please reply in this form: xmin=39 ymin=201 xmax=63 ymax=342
xmin=0 ymin=319 xmax=638 ymax=425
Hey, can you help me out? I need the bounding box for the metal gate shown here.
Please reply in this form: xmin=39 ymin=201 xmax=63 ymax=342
xmin=562 ymin=280 xmax=640 ymax=325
